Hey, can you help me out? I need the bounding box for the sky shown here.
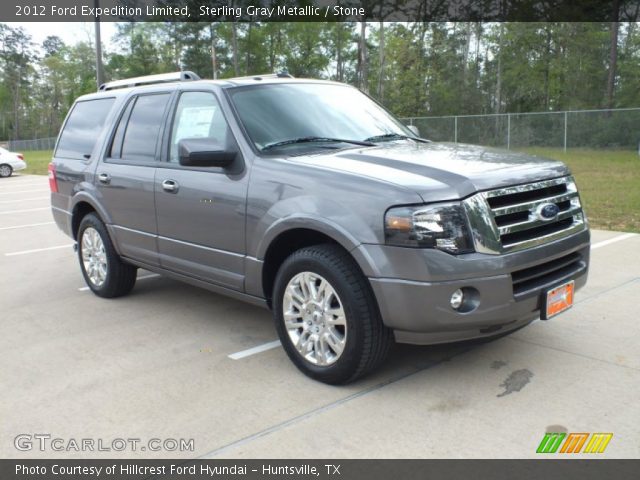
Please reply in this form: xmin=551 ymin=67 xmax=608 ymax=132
xmin=8 ymin=22 xmax=118 ymax=51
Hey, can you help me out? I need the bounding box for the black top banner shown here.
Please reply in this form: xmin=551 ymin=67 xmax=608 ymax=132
xmin=3 ymin=0 xmax=640 ymax=22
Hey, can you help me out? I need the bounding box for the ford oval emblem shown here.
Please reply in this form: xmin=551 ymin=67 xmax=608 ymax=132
xmin=537 ymin=203 xmax=560 ymax=221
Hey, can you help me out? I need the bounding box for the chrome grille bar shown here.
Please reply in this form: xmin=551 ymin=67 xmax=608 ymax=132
xmin=498 ymin=205 xmax=582 ymax=235
xmin=464 ymin=175 xmax=587 ymax=254
xmin=484 ymin=176 xmax=571 ymax=198
xmin=491 ymin=191 xmax=579 ymax=217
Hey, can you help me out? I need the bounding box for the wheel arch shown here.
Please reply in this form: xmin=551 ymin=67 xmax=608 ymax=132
xmin=70 ymin=193 xmax=112 ymax=241
xmin=257 ymin=218 xmax=374 ymax=305
xmin=71 ymin=202 xmax=97 ymax=240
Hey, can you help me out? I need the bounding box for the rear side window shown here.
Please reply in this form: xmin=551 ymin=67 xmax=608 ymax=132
xmin=56 ymin=98 xmax=115 ymax=160
xmin=109 ymin=99 xmax=135 ymax=159
xmin=109 ymin=93 xmax=170 ymax=162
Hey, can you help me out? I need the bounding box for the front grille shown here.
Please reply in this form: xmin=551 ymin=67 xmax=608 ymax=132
xmin=487 ymin=182 xmax=567 ymax=209
xmin=483 ymin=176 xmax=585 ymax=253
xmin=511 ymin=251 xmax=586 ymax=299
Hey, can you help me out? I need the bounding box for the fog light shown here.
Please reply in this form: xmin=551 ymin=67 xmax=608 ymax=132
xmin=450 ymin=289 xmax=464 ymax=310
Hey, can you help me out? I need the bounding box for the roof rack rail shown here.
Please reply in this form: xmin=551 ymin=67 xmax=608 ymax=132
xmin=230 ymin=71 xmax=294 ymax=81
xmin=98 ymin=71 xmax=201 ymax=92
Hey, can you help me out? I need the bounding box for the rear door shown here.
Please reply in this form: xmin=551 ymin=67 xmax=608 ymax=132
xmin=154 ymin=89 xmax=249 ymax=290
xmin=96 ymin=91 xmax=173 ymax=267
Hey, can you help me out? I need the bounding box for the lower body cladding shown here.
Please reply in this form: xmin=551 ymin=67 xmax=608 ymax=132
xmin=355 ymin=229 xmax=590 ymax=345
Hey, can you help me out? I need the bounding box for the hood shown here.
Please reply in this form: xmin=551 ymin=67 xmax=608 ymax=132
xmin=294 ymin=142 xmax=570 ymax=203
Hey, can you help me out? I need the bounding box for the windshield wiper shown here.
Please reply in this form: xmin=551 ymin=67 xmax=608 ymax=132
xmin=262 ymin=136 xmax=375 ymax=151
xmin=364 ymin=133 xmax=413 ymax=142
xmin=365 ymin=133 xmax=430 ymax=144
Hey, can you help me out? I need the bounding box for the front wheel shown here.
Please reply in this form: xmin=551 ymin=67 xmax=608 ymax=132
xmin=273 ymin=244 xmax=391 ymax=384
xmin=77 ymin=213 xmax=137 ymax=298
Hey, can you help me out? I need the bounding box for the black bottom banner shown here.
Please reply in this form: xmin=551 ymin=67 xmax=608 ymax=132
xmin=2 ymin=459 xmax=639 ymax=480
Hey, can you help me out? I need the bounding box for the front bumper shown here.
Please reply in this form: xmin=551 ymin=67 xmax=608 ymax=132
xmin=353 ymin=228 xmax=590 ymax=345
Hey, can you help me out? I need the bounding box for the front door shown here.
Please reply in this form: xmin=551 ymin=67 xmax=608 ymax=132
xmin=154 ymin=90 xmax=249 ymax=290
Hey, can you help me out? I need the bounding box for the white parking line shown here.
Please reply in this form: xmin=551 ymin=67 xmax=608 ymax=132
xmin=591 ymin=233 xmax=637 ymax=250
xmin=0 ymin=181 xmax=48 ymax=188
xmin=5 ymin=244 xmax=73 ymax=256
xmin=0 ymin=207 xmax=49 ymax=215
xmin=0 ymin=196 xmax=49 ymax=204
xmin=0 ymin=189 xmax=46 ymax=195
xmin=0 ymin=221 xmax=55 ymax=231
xmin=78 ymin=273 xmax=161 ymax=291
xmin=228 ymin=340 xmax=282 ymax=360
xmin=0 ymin=180 xmax=49 ymax=189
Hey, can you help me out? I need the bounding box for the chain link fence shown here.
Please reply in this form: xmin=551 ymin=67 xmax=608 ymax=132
xmin=4 ymin=108 xmax=640 ymax=153
xmin=0 ymin=137 xmax=57 ymax=152
xmin=402 ymin=107 xmax=640 ymax=152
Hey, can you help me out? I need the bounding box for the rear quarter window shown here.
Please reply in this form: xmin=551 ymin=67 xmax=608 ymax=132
xmin=55 ymin=98 xmax=115 ymax=160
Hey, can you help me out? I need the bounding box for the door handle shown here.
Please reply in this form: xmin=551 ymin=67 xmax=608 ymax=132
xmin=162 ymin=179 xmax=179 ymax=193
xmin=98 ymin=173 xmax=111 ymax=184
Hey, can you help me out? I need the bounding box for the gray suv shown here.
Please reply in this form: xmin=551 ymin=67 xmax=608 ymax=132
xmin=50 ymin=72 xmax=590 ymax=384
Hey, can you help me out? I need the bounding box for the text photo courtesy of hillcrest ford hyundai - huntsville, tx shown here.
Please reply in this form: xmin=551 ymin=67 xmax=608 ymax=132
xmin=1 ymin=1 xmax=640 ymax=479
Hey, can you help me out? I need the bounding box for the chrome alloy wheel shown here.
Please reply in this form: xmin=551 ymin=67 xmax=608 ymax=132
xmin=81 ymin=227 xmax=108 ymax=287
xmin=282 ymin=272 xmax=347 ymax=366
xmin=0 ymin=165 xmax=11 ymax=177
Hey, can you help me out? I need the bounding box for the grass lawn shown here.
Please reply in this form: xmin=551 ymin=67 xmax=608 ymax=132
xmin=21 ymin=150 xmax=53 ymax=175
xmin=19 ymin=148 xmax=639 ymax=233
xmin=521 ymin=148 xmax=640 ymax=233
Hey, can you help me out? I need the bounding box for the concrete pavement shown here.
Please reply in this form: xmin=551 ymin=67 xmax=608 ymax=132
xmin=1 ymin=174 xmax=638 ymax=459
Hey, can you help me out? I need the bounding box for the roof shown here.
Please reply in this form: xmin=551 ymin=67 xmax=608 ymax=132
xmin=75 ymin=72 xmax=345 ymax=103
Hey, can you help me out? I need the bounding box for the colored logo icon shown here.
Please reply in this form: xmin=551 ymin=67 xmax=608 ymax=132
xmin=536 ymin=433 xmax=613 ymax=454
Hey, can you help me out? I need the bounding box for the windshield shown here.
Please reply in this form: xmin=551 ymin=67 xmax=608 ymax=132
xmin=228 ymin=83 xmax=414 ymax=152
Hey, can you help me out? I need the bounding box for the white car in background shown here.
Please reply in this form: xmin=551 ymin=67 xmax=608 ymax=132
xmin=0 ymin=146 xmax=27 ymax=177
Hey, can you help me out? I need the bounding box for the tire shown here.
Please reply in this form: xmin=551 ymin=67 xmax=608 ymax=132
xmin=273 ymin=244 xmax=391 ymax=384
xmin=0 ymin=164 xmax=12 ymax=177
xmin=77 ymin=213 xmax=137 ymax=298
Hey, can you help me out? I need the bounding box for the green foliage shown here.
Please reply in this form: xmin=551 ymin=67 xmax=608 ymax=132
xmin=1 ymin=21 xmax=640 ymax=142
xmin=21 ymin=150 xmax=53 ymax=175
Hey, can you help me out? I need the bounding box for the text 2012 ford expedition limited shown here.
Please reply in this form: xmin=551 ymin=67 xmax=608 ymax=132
xmin=50 ymin=72 xmax=589 ymax=384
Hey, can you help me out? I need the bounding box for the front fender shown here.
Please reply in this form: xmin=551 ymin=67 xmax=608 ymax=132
xmin=245 ymin=196 xmax=384 ymax=299
xmin=251 ymin=193 xmax=381 ymax=261
xmin=255 ymin=214 xmax=363 ymax=261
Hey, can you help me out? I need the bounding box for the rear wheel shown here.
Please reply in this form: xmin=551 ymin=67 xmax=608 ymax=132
xmin=273 ymin=244 xmax=391 ymax=384
xmin=78 ymin=213 xmax=137 ymax=298
xmin=0 ymin=164 xmax=12 ymax=177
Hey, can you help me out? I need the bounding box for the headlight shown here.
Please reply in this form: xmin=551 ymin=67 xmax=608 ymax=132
xmin=384 ymin=203 xmax=474 ymax=254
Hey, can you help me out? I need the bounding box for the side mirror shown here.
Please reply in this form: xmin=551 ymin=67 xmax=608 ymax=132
xmin=178 ymin=138 xmax=236 ymax=168
xmin=407 ymin=125 xmax=420 ymax=137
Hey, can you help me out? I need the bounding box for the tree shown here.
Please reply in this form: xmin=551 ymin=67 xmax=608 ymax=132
xmin=0 ymin=25 xmax=36 ymax=140
xmin=4 ymin=21 xmax=640 ymax=142
xmin=605 ymin=0 xmax=620 ymax=109
xmin=357 ymin=21 xmax=368 ymax=92
xmin=39 ymin=37 xmax=67 ymax=136
xmin=280 ymin=23 xmax=329 ymax=78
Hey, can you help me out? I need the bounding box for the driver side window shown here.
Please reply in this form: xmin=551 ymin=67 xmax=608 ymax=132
xmin=169 ymin=92 xmax=227 ymax=163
